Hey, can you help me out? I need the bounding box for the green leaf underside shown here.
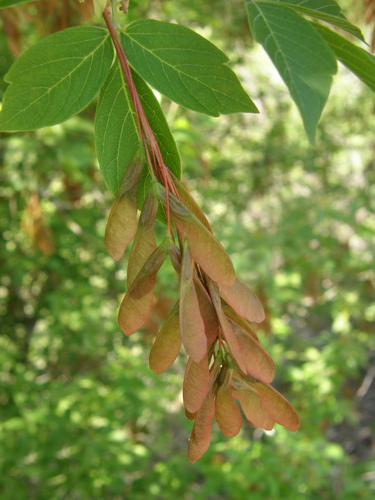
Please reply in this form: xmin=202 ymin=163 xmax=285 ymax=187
xmin=315 ymin=24 xmax=375 ymax=93
xmin=95 ymin=63 xmax=139 ymax=194
xmin=95 ymin=63 xmax=181 ymax=194
xmin=122 ymin=20 xmax=258 ymax=117
xmin=245 ymin=1 xmax=337 ymax=142
xmin=0 ymin=0 xmax=35 ymax=8
xmin=0 ymin=27 xmax=114 ymax=131
xmin=269 ymin=0 xmax=364 ymax=41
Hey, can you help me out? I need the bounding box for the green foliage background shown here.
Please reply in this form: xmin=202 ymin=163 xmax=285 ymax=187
xmin=0 ymin=0 xmax=374 ymax=498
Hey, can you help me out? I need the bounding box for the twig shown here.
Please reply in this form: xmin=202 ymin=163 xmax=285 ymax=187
xmin=102 ymin=6 xmax=177 ymax=233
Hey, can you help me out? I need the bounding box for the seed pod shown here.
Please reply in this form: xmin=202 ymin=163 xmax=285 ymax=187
xmin=194 ymin=278 xmax=219 ymax=347
xmin=174 ymin=177 xmax=212 ymax=231
xmin=185 ymin=409 xmax=196 ymax=421
xmin=180 ymin=244 xmax=207 ymax=363
xmin=149 ymin=303 xmax=181 ymax=374
xmin=224 ymin=304 xmax=260 ymax=343
xmin=119 ymin=245 xmax=166 ymax=337
xmin=254 ymin=383 xmax=300 ymax=432
xmin=207 ymin=281 xmax=248 ymax=374
xmin=123 ymin=159 xmax=144 ymax=193
xmin=235 ymin=331 xmax=276 ymax=384
xmin=140 ymin=192 xmax=159 ymax=226
xmin=117 ymin=288 xmax=155 ymax=336
xmin=188 ymin=390 xmax=215 ymax=463
xmin=215 ymin=386 xmax=243 ymax=437
xmin=220 ymin=314 xmax=248 ymax=374
xmin=105 ymin=193 xmax=138 ymax=261
xmin=127 ymin=194 xmax=158 ymax=287
xmin=169 ymin=245 xmax=181 ymax=273
xmin=183 ymin=357 xmax=210 ymax=414
xmin=220 ymin=279 xmax=265 ymax=324
xmin=127 ymin=226 xmax=157 ymax=287
xmin=170 ymin=195 xmax=235 ymax=287
xmin=236 ymin=388 xmax=274 ymax=430
xmin=104 ymin=161 xmax=143 ymax=261
xmin=129 ymin=244 xmax=167 ymax=299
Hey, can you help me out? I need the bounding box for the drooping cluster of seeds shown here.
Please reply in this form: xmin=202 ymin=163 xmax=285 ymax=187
xmin=102 ymin=6 xmax=299 ymax=462
xmin=105 ymin=164 xmax=300 ymax=463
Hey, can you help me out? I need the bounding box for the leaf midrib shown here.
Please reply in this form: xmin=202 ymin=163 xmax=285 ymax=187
xmin=248 ymin=1 xmax=303 ymax=110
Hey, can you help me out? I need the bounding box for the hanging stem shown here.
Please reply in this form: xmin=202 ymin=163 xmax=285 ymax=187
xmin=102 ymin=5 xmax=177 ymax=234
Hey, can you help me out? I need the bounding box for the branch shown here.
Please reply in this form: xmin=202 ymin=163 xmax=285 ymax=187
xmin=103 ymin=5 xmax=178 ymax=232
xmin=102 ymin=7 xmax=176 ymax=193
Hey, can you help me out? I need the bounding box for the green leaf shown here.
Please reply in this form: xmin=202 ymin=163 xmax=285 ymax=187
xmin=133 ymin=72 xmax=181 ymax=178
xmin=245 ymin=1 xmax=337 ymax=142
xmin=95 ymin=63 xmax=140 ymax=194
xmin=273 ymin=0 xmax=364 ymax=41
xmin=0 ymin=27 xmax=114 ymax=131
xmin=315 ymin=24 xmax=375 ymax=93
xmin=121 ymin=19 xmax=258 ymax=116
xmin=95 ymin=63 xmax=181 ymax=194
xmin=0 ymin=0 xmax=35 ymax=8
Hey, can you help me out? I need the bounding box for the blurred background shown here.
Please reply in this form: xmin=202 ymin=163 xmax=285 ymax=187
xmin=0 ymin=0 xmax=374 ymax=498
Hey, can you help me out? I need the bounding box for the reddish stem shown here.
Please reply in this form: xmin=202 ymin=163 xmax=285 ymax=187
xmin=102 ymin=6 xmax=178 ymax=233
